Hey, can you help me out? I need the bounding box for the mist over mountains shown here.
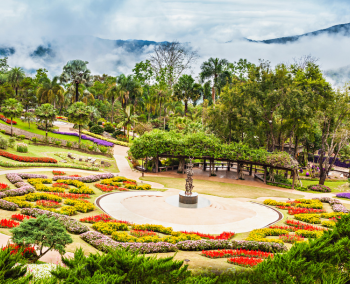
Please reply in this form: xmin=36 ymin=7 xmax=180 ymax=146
xmin=1 ymin=23 xmax=350 ymax=85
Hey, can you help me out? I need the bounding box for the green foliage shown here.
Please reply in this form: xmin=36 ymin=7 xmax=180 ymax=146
xmin=0 ymin=246 xmax=32 ymax=283
xmin=130 ymin=130 xmax=298 ymax=169
xmin=104 ymin=123 xmax=115 ymax=133
xmin=67 ymin=102 xmax=91 ymax=143
xmin=2 ymin=98 xmax=23 ymax=135
xmin=90 ymin=125 xmax=104 ymax=135
xmin=49 ymin=247 xmax=191 ymax=283
xmin=11 ymin=215 xmax=73 ymax=263
xmin=0 ymin=137 xmax=8 ymax=149
xmin=35 ymin=103 xmax=57 ymax=138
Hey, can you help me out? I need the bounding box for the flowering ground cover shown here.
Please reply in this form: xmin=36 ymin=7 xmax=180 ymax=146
xmin=52 ymin=131 xmax=114 ymax=147
xmin=201 ymin=249 xmax=273 ymax=259
xmin=52 ymin=170 xmax=66 ymax=175
xmin=0 ymin=150 xmax=57 ymax=163
xmin=227 ymin=257 xmax=264 ymax=267
xmin=0 ymin=218 xmax=20 ymax=228
xmin=180 ymin=231 xmax=235 ymax=240
xmin=11 ymin=213 xmax=34 ymax=221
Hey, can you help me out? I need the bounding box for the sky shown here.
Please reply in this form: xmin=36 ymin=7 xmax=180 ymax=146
xmin=1 ymin=0 xmax=350 ymax=77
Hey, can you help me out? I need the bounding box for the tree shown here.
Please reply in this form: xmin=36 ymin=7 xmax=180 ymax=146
xmin=105 ymin=80 xmax=125 ymax=122
xmin=67 ymin=102 xmax=91 ymax=143
xmin=37 ymin=76 xmax=64 ymax=106
xmin=11 ymin=215 xmax=73 ymax=264
xmin=18 ymin=77 xmax=37 ymax=111
xmin=34 ymin=103 xmax=57 ymax=139
xmin=173 ymin=74 xmax=202 ymax=116
xmin=21 ymin=112 xmax=35 ymax=129
xmin=200 ymin=57 xmax=229 ymax=104
xmin=7 ymin=67 xmax=25 ymax=96
xmin=59 ymin=60 xmax=93 ymax=102
xmin=2 ymin=98 xmax=23 ymax=136
xmin=150 ymin=41 xmax=198 ymax=87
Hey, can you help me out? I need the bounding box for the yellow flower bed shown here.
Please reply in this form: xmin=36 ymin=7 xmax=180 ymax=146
xmin=131 ymin=224 xmax=173 ymax=234
xmin=56 ymin=179 xmax=95 ymax=195
xmin=24 ymin=192 xmax=62 ymax=202
xmin=101 ymin=177 xmax=136 ymax=185
xmin=4 ymin=196 xmax=33 ymax=208
xmin=263 ymin=199 xmax=291 ymax=206
xmin=295 ymin=230 xmax=324 ymax=238
xmin=321 ymin=212 xmax=347 ymax=219
xmin=136 ymin=184 xmax=151 ymax=190
xmin=111 ymin=232 xmax=138 ymax=242
xmin=294 ymin=214 xmax=321 ymax=224
xmin=110 ymin=232 xmax=201 ymax=243
xmin=27 ymin=178 xmax=52 ymax=185
xmin=246 ymin=228 xmax=288 ymax=244
xmin=92 ymin=222 xmax=129 ymax=234
xmin=59 ymin=206 xmax=77 ymax=216
xmin=64 ymin=199 xmax=95 ymax=213
xmin=34 ymin=184 xmax=65 ymax=193
xmin=321 ymin=220 xmax=336 ymax=228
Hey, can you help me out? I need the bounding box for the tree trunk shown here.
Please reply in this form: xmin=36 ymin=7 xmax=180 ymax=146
xmin=148 ymin=112 xmax=150 ymax=122
xmin=75 ymin=82 xmax=79 ymax=102
xmin=184 ymin=101 xmax=188 ymax=117
xmin=178 ymin=158 xmax=184 ymax=173
xmin=15 ymin=88 xmax=18 ymax=97
xmin=79 ymin=125 xmax=81 ymax=143
xmin=45 ymin=121 xmax=48 ymax=139
xmin=294 ymin=134 xmax=299 ymax=158
xmin=111 ymin=95 xmax=115 ymax=123
xmin=212 ymin=86 xmax=215 ymax=105
xmin=10 ymin=119 xmax=13 ymax=136
xmin=163 ymin=107 xmax=166 ymax=130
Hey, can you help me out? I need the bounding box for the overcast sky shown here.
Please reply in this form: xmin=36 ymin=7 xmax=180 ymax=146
xmin=1 ymin=0 xmax=350 ymax=77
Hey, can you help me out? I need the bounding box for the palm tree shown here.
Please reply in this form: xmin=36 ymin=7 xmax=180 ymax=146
xmin=105 ymin=82 xmax=125 ymax=123
xmin=2 ymin=98 xmax=23 ymax=136
xmin=59 ymin=60 xmax=93 ymax=102
xmin=63 ymin=83 xmax=94 ymax=104
xmin=173 ymin=74 xmax=202 ymax=116
xmin=200 ymin=58 xmax=229 ymax=104
xmin=37 ymin=76 xmax=64 ymax=107
xmin=7 ymin=67 xmax=25 ymax=96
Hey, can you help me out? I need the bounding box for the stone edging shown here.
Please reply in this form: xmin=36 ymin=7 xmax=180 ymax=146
xmin=251 ymin=202 xmax=284 ymax=227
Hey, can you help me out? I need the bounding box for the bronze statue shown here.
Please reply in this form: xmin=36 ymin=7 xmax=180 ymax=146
xmin=185 ymin=158 xmax=194 ymax=196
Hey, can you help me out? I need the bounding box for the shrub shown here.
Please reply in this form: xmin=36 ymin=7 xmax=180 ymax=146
xmin=0 ymin=138 xmax=8 ymax=149
xmin=104 ymin=124 xmax=115 ymax=133
xmin=17 ymin=135 xmax=25 ymax=140
xmin=307 ymin=184 xmax=331 ymax=192
xmin=0 ymin=129 xmax=5 ymax=134
xmin=31 ymin=137 xmax=38 ymax=143
xmin=11 ymin=214 xmax=73 ymax=263
xmin=8 ymin=137 xmax=16 ymax=148
xmin=16 ymin=143 xmax=28 ymax=153
xmin=90 ymin=125 xmax=104 ymax=135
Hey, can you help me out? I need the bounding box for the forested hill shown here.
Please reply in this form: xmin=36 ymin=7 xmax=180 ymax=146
xmin=246 ymin=22 xmax=350 ymax=44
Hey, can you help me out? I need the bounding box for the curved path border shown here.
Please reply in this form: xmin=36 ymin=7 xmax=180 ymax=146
xmin=96 ymin=191 xmax=282 ymax=234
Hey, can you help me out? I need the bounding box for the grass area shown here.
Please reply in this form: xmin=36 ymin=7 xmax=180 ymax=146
xmin=140 ymin=177 xmax=304 ymax=199
xmin=0 ymin=133 xmax=119 ymax=173
xmin=0 ymin=116 xmax=91 ymax=144
xmin=293 ymin=179 xmax=349 ymax=193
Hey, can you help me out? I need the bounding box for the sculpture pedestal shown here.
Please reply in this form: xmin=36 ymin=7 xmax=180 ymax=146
xmin=179 ymin=191 xmax=198 ymax=204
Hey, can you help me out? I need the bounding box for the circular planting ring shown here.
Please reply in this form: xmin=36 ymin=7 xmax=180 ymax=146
xmin=96 ymin=191 xmax=283 ymax=234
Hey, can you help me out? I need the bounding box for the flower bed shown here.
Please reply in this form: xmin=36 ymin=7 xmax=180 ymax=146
xmin=287 ymin=208 xmax=326 ymax=215
xmin=201 ymin=249 xmax=273 ymax=259
xmin=21 ymin=208 xmax=89 ymax=234
xmin=56 ymin=179 xmax=95 ymax=194
xmin=25 ymin=193 xmax=62 ymax=202
xmin=180 ymin=231 xmax=235 ymax=240
xmin=246 ymin=228 xmax=288 ymax=243
xmin=279 ymin=234 xmax=304 ymax=244
xmin=94 ymin=183 xmax=129 ymax=192
xmin=36 ymin=200 xmax=61 ymax=208
xmin=295 ymin=230 xmax=324 ymax=238
xmin=336 ymin=193 xmax=350 ymax=199
xmin=49 ymin=192 xmax=90 ymax=199
xmin=313 ymin=197 xmax=349 ymax=213
xmin=0 ymin=219 xmax=20 ymax=228
xmin=82 ymin=131 xmax=129 ymax=147
xmin=52 ymin=173 xmax=114 ymax=183
xmin=131 ymin=224 xmax=173 ymax=234
xmin=307 ymin=184 xmax=331 ymax=192
xmin=0 ymin=150 xmax=57 ymax=163
xmin=52 ymin=183 xmax=70 ymax=189
xmin=227 ymin=257 xmax=264 ymax=267
xmin=2 ymin=186 xmax=35 ymax=197
xmin=79 ymin=214 xmax=113 ymax=223
xmin=285 ymin=220 xmax=326 ymax=231
xmin=52 ymin=131 xmax=114 ymax=147
xmin=0 ymin=160 xmax=99 ymax=170
xmin=130 ymin=230 xmax=157 ymax=238
xmin=0 ymin=199 xmax=19 ymax=211
xmin=0 ymin=114 xmax=17 ymax=125
xmin=64 ymin=199 xmax=95 ymax=213
xmin=294 ymin=214 xmax=321 ymax=224
xmin=53 ymin=170 xmax=66 ymax=176
xmin=0 ymin=183 xmax=10 ymax=191
xmin=11 ymin=214 xmax=33 ymax=222
xmin=4 ymin=196 xmax=33 ymax=208
xmin=92 ymin=221 xmax=129 ymax=234
xmin=80 ymin=231 xmax=177 ymax=253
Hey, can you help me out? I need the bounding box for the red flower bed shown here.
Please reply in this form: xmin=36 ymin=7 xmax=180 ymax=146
xmin=52 ymin=183 xmax=70 ymax=189
xmin=0 ymin=183 xmax=10 ymax=191
xmin=36 ymin=200 xmax=61 ymax=208
xmin=123 ymin=181 xmax=136 ymax=185
xmin=0 ymin=219 xmax=20 ymax=228
xmin=285 ymin=220 xmax=326 ymax=231
xmin=202 ymin=249 xmax=273 ymax=259
xmin=0 ymin=150 xmax=57 ymax=163
xmin=228 ymin=257 xmax=264 ymax=267
xmin=49 ymin=192 xmax=90 ymax=199
xmin=287 ymin=207 xmax=326 ymax=215
xmin=181 ymin=231 xmax=235 ymax=240
xmin=329 ymin=216 xmax=341 ymax=221
xmin=80 ymin=214 xmax=113 ymax=223
xmin=53 ymin=170 xmax=66 ymax=175
xmin=130 ymin=230 xmax=157 ymax=237
xmin=2 ymin=117 xmax=17 ymax=125
xmin=69 ymin=175 xmax=81 ymax=177
xmin=268 ymin=225 xmax=296 ymax=231
xmin=2 ymin=244 xmax=36 ymax=259
xmin=11 ymin=214 xmax=34 ymax=222
xmin=279 ymin=234 xmax=304 ymax=244
xmin=95 ymin=183 xmax=129 ymax=192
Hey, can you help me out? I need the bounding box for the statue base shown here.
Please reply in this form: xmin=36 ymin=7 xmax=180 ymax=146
xmin=179 ymin=191 xmax=198 ymax=204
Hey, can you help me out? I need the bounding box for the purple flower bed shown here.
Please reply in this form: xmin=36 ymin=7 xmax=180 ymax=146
xmin=21 ymin=208 xmax=89 ymax=234
xmin=15 ymin=182 xmax=29 ymax=188
xmin=3 ymin=186 xmax=35 ymax=197
xmin=80 ymin=231 xmax=177 ymax=253
xmin=176 ymin=239 xmax=233 ymax=251
xmin=232 ymin=240 xmax=287 ymax=253
xmin=52 ymin=173 xmax=114 ymax=182
xmin=6 ymin=173 xmax=48 ymax=185
xmin=52 ymin=131 xmax=114 ymax=147
xmin=0 ymin=199 xmax=18 ymax=211
xmin=307 ymin=184 xmax=331 ymax=192
xmin=313 ymin=197 xmax=349 ymax=213
xmin=336 ymin=193 xmax=350 ymax=199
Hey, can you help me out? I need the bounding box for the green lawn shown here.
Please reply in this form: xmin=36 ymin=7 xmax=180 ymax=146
xmin=293 ymin=179 xmax=349 ymax=193
xmin=0 ymin=116 xmax=91 ymax=144
xmin=140 ymin=177 xmax=304 ymax=199
xmin=0 ymin=135 xmax=119 ymax=173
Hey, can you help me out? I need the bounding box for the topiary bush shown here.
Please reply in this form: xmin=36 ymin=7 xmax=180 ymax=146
xmin=104 ymin=123 xmax=115 ymax=133
xmin=0 ymin=137 xmax=8 ymax=149
xmin=90 ymin=125 xmax=104 ymax=135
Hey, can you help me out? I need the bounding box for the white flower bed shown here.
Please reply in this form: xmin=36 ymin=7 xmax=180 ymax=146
xmin=25 ymin=263 xmax=57 ymax=279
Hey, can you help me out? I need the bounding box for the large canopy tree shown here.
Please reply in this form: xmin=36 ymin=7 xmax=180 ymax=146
xmin=37 ymin=76 xmax=64 ymax=106
xmin=7 ymin=67 xmax=25 ymax=96
xmin=200 ymin=57 xmax=229 ymax=104
xmin=35 ymin=103 xmax=57 ymax=139
xmin=67 ymin=102 xmax=91 ymax=143
xmin=2 ymin=98 xmax=23 ymax=136
xmin=59 ymin=60 xmax=93 ymax=102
